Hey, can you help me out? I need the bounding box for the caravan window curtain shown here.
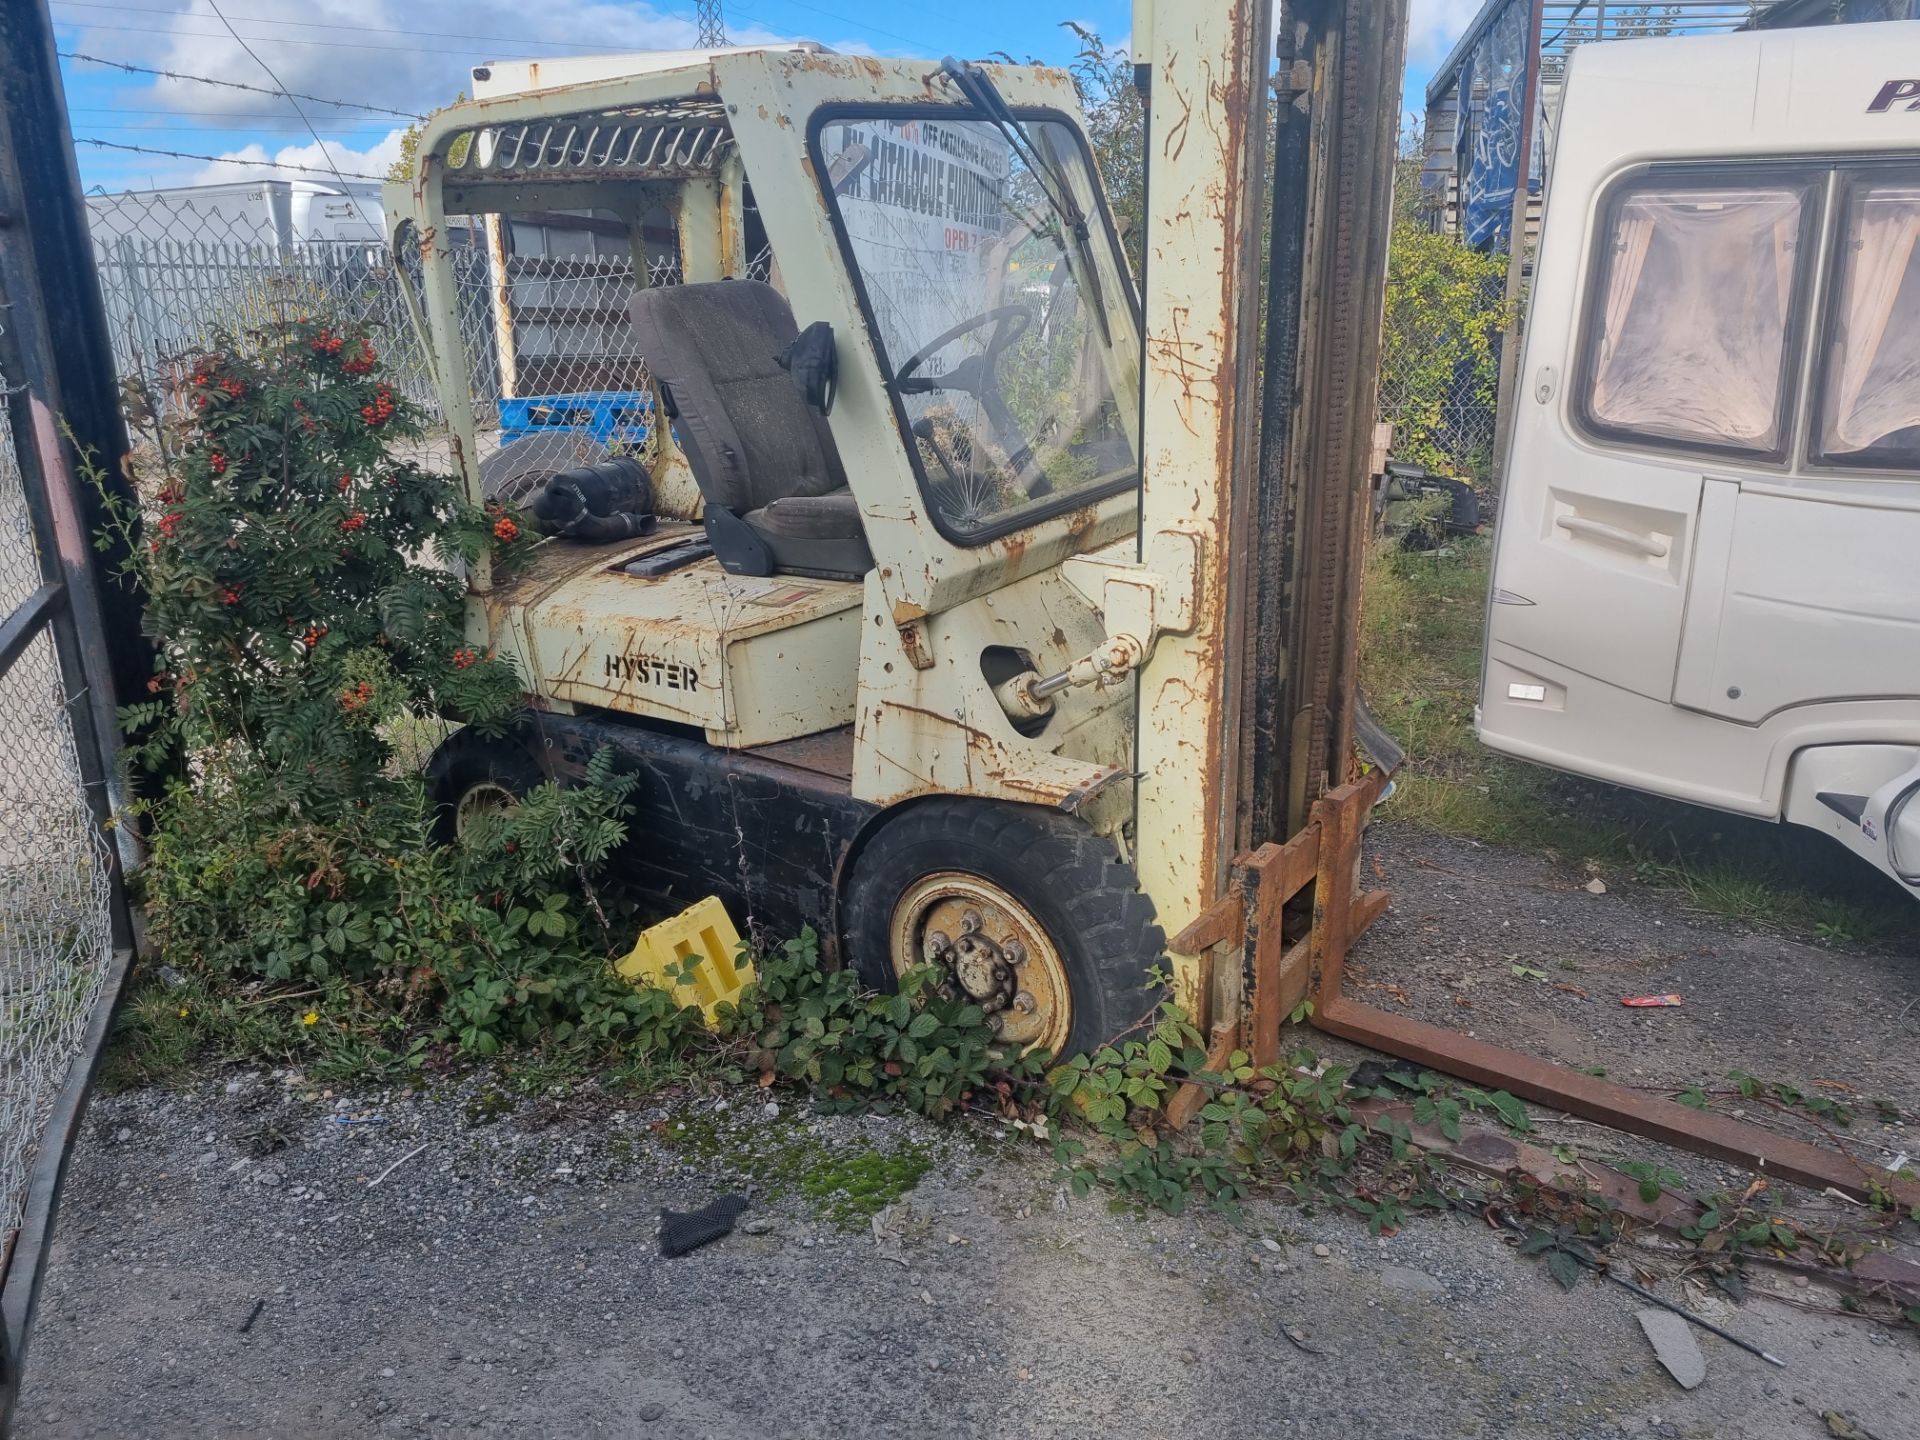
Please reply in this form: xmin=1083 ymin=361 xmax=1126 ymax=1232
xmin=1814 ymin=173 xmax=1920 ymax=473
xmin=1582 ymin=176 xmax=1813 ymax=458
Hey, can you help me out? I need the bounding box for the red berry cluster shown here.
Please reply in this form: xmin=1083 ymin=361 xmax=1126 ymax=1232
xmin=300 ymin=624 xmax=328 ymax=648
xmin=309 ymin=329 xmax=346 ymax=357
xmin=340 ymin=680 xmax=374 ymax=712
xmin=337 ymin=474 xmax=353 ymax=492
xmin=341 ymin=339 xmax=378 ymax=376
xmin=340 ymin=511 xmax=367 ymax=533
xmin=492 ymin=515 xmax=520 ymax=543
xmin=360 ymin=384 xmax=396 ymax=428
xmin=221 ymin=587 xmax=241 ymax=606
xmin=451 ymin=647 xmax=478 ymax=670
xmin=209 ymin=451 xmax=227 ymax=476
xmin=155 ymin=511 xmax=182 ymax=539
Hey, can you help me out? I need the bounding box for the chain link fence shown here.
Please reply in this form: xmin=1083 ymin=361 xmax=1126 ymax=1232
xmin=87 ymin=187 xmax=773 ymax=481
xmin=0 ymin=399 xmax=117 ymax=1269
xmin=1376 ymin=222 xmax=1512 ymax=485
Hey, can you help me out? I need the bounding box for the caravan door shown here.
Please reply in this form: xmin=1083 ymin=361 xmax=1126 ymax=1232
xmin=1485 ymin=167 xmax=1822 ymax=742
xmin=1672 ymin=166 xmax=1920 ymax=725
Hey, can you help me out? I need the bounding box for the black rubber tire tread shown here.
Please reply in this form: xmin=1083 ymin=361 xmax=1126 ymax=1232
xmin=422 ymin=729 xmax=545 ymax=846
xmin=844 ymin=798 xmax=1166 ymax=1057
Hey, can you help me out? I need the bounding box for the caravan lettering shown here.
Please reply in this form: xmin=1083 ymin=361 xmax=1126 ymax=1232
xmin=1868 ymin=79 xmax=1920 ymax=113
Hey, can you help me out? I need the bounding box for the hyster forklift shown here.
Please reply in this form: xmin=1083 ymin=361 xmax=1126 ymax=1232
xmin=384 ymin=6 xmax=1920 ymax=1209
xmin=388 ymin=2 xmax=1410 ymax=1059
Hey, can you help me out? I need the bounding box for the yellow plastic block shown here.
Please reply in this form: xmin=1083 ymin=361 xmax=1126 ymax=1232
xmin=615 ymin=895 xmax=752 ymax=1024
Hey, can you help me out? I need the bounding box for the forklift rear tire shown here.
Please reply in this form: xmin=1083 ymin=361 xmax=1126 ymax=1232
xmin=844 ymin=799 xmax=1165 ymax=1058
xmin=423 ymin=731 xmax=544 ymax=846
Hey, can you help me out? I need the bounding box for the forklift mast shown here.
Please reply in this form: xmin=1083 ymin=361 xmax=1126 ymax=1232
xmin=1131 ymin=0 xmax=1409 ymax=1014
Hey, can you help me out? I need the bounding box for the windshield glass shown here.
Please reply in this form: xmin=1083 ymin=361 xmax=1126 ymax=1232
xmin=816 ymin=112 xmax=1139 ymax=541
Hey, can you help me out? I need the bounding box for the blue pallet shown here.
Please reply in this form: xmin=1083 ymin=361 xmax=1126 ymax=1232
xmin=498 ymin=390 xmax=655 ymax=449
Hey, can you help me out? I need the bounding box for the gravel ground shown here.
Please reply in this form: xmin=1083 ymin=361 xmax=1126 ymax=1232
xmin=15 ymin=823 xmax=1920 ymax=1440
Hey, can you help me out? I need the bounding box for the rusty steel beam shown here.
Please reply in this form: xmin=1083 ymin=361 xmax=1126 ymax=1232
xmin=1314 ymin=995 xmax=1920 ymax=1208
xmin=1268 ymin=0 xmax=1410 ymax=837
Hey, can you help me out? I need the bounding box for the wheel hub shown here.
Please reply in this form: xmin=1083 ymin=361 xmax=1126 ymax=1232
xmin=889 ymin=874 xmax=1069 ymax=1054
xmin=454 ymin=779 xmax=519 ymax=839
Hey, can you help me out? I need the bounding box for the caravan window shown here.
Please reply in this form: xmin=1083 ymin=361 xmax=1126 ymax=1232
xmin=1813 ymin=172 xmax=1920 ymax=473
xmin=1580 ymin=175 xmax=1815 ymax=459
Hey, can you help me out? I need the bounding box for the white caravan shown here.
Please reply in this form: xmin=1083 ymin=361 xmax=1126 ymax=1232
xmin=1477 ymin=21 xmax=1920 ymax=900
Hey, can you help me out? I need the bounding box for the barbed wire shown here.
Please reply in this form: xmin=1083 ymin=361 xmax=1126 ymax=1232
xmin=75 ymin=137 xmax=387 ymax=182
xmin=203 ymin=0 xmax=379 ymax=229
xmin=58 ymin=50 xmax=422 ymax=120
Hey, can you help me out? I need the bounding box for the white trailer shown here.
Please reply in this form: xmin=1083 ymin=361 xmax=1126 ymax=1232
xmin=1478 ymin=20 xmax=1920 ymax=899
xmin=85 ymin=179 xmax=384 ymax=252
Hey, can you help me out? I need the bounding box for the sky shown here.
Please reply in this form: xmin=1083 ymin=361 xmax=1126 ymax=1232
xmin=55 ymin=0 xmax=1485 ymax=193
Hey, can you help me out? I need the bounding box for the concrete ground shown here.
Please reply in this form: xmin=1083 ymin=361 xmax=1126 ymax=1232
xmin=15 ymin=824 xmax=1920 ymax=1440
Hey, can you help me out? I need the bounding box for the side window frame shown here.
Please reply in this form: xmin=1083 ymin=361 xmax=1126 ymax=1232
xmin=1571 ymin=162 xmax=1827 ymax=466
xmin=1806 ymin=160 xmax=1920 ymax=478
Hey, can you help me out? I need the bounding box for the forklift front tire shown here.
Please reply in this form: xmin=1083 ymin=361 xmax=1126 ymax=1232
xmin=844 ymin=800 xmax=1165 ymax=1059
xmin=423 ymin=731 xmax=544 ymax=846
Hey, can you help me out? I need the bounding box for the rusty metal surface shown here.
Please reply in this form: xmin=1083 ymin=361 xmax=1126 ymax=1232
xmin=1129 ymin=0 xmax=1278 ymax=995
xmin=1318 ymin=995 xmax=1920 ymax=1208
xmin=742 ymin=726 xmax=856 ymax=780
xmin=1292 ymin=766 xmax=1916 ymax=1208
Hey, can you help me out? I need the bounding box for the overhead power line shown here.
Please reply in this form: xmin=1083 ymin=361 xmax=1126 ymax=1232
xmin=75 ymin=137 xmax=385 ymax=180
xmin=697 ymin=0 xmax=727 ymax=48
xmin=202 ymin=0 xmax=379 ymax=227
xmin=59 ymin=50 xmax=422 ymax=119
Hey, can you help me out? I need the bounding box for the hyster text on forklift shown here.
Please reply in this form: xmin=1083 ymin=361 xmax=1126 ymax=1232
xmin=389 ymin=2 xmax=1410 ymax=1057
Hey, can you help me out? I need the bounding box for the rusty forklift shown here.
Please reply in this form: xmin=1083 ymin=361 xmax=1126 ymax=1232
xmin=386 ymin=0 xmax=1913 ymax=1206
xmin=388 ymin=0 xmax=1404 ymax=1058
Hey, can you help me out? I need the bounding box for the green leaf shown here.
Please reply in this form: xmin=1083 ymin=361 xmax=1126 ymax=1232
xmin=907 ymin=1011 xmax=939 ymax=1039
xmin=1485 ymin=1090 xmax=1531 ymax=1134
xmin=1545 ymin=1248 xmax=1582 ymax=1291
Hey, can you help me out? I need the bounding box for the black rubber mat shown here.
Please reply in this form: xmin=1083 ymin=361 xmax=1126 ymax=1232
xmin=658 ymin=1192 xmax=750 ymax=1257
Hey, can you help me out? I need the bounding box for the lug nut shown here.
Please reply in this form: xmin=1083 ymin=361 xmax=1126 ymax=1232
xmin=1003 ymin=940 xmax=1027 ymax=966
xmin=1012 ymin=992 xmax=1036 ymax=1014
xmin=960 ymin=909 xmax=982 ymax=934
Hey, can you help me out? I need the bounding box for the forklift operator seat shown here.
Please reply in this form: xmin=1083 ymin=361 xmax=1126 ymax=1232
xmin=628 ymin=280 xmax=873 ymax=581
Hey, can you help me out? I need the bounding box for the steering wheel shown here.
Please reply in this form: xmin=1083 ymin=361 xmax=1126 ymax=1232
xmin=892 ymin=305 xmax=1050 ymax=503
xmin=892 ymin=305 xmax=1033 ymax=397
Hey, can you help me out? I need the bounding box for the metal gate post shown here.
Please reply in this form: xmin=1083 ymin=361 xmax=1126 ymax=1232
xmin=0 ymin=4 xmax=149 ymax=1431
xmin=0 ymin=2 xmax=151 ymax=772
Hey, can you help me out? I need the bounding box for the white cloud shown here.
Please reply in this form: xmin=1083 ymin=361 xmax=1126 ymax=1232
xmin=71 ymin=0 xmax=813 ymax=121
xmin=1408 ymin=0 xmax=1488 ymax=64
xmin=191 ymin=127 xmax=410 ymax=185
